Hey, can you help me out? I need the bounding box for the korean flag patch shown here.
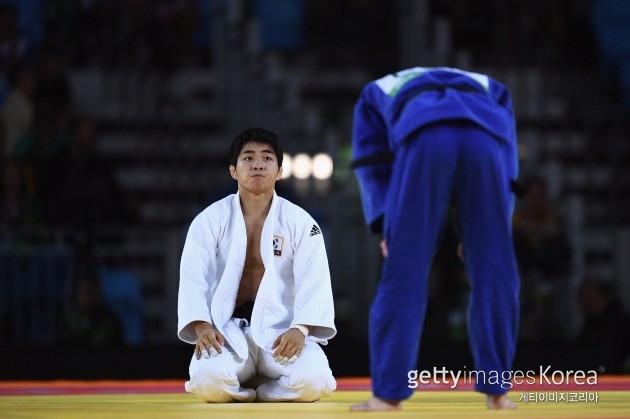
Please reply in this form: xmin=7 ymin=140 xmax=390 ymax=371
xmin=273 ymin=235 xmax=284 ymax=256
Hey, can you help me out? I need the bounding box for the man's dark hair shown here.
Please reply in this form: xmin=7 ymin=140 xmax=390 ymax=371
xmin=229 ymin=127 xmax=283 ymax=167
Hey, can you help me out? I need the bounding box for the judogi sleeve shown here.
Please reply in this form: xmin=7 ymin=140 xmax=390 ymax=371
xmin=177 ymin=211 xmax=218 ymax=344
xmin=493 ymin=80 xmax=519 ymax=182
xmin=351 ymin=84 xmax=392 ymax=234
xmin=291 ymin=217 xmax=336 ymax=343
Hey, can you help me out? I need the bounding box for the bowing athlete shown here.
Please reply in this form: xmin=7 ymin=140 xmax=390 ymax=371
xmin=350 ymin=67 xmax=521 ymax=411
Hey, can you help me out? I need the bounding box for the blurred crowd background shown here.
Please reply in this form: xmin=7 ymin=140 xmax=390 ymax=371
xmin=1 ymin=0 xmax=629 ymax=378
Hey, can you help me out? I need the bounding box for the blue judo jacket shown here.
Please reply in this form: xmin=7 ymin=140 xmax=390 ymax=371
xmin=351 ymin=67 xmax=518 ymax=233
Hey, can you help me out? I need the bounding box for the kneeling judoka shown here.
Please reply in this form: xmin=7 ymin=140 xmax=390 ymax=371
xmin=177 ymin=127 xmax=337 ymax=402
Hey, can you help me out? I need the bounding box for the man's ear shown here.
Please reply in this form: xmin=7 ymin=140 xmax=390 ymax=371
xmin=277 ymin=166 xmax=283 ymax=180
xmin=229 ymin=165 xmax=237 ymax=179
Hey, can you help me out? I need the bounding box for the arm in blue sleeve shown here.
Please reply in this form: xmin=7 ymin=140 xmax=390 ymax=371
xmin=351 ymin=87 xmax=392 ymax=234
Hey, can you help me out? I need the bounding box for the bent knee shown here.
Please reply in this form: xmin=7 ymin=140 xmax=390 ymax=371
xmin=289 ymin=368 xmax=336 ymax=401
xmin=191 ymin=358 xmax=235 ymax=383
xmin=191 ymin=375 xmax=235 ymax=403
xmin=189 ymin=361 xmax=239 ymax=402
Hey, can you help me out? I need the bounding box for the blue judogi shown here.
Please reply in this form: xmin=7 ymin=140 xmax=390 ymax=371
xmin=352 ymin=67 xmax=520 ymax=399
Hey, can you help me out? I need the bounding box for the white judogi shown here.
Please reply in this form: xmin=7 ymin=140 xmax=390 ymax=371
xmin=178 ymin=191 xmax=337 ymax=402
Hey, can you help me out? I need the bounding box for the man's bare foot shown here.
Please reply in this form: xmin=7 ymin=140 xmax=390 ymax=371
xmin=486 ymin=394 xmax=517 ymax=409
xmin=350 ymin=396 xmax=402 ymax=411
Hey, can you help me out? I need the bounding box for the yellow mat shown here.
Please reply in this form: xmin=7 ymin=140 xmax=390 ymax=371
xmin=1 ymin=391 xmax=629 ymax=418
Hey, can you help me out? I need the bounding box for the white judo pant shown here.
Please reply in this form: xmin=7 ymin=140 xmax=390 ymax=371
xmin=185 ymin=324 xmax=336 ymax=402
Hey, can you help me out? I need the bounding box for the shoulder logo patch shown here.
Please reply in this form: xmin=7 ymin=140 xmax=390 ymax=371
xmin=273 ymin=235 xmax=284 ymax=256
xmin=310 ymin=225 xmax=321 ymax=236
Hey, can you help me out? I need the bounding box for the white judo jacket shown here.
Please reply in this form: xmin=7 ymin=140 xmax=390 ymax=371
xmin=177 ymin=191 xmax=336 ymax=360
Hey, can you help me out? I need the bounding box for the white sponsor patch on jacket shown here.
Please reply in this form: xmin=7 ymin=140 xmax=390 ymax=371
xmin=375 ymin=66 xmax=489 ymax=97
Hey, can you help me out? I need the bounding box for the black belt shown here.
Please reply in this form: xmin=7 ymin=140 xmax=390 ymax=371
xmin=350 ymin=151 xmax=395 ymax=169
xmin=392 ymin=83 xmax=485 ymax=122
xmin=232 ymin=300 xmax=254 ymax=322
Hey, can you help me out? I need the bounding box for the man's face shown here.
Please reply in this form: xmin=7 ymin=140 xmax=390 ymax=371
xmin=229 ymin=141 xmax=282 ymax=194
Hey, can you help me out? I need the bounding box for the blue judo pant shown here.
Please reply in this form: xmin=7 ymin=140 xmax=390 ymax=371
xmin=370 ymin=121 xmax=520 ymax=399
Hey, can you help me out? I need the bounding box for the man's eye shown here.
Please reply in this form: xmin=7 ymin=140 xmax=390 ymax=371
xmin=264 ymin=156 xmax=274 ymax=161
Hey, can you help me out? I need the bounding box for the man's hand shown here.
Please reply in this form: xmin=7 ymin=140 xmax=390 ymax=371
xmin=194 ymin=323 xmax=225 ymax=360
xmin=380 ymin=239 xmax=388 ymax=257
xmin=271 ymin=328 xmax=304 ymax=365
